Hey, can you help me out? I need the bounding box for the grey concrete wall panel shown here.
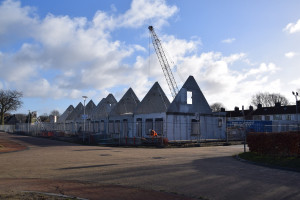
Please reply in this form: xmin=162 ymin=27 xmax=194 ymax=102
xmin=133 ymin=113 xmax=167 ymax=138
xmin=166 ymin=114 xmax=226 ymax=141
xmin=134 ymin=82 xmax=170 ymax=115
xmin=109 ymin=88 xmax=140 ymax=117
xmin=167 ymin=76 xmax=212 ymax=115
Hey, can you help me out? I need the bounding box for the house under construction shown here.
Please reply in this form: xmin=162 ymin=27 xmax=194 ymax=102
xmin=58 ymin=75 xmax=226 ymax=144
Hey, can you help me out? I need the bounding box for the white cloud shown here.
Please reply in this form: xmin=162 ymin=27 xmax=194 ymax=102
xmin=246 ymin=63 xmax=279 ymax=76
xmin=221 ymin=38 xmax=236 ymax=44
xmin=285 ymin=51 xmax=298 ymax=58
xmin=289 ymin=78 xmax=300 ymax=86
xmin=283 ymin=19 xmax=300 ymax=34
xmin=119 ymin=0 xmax=178 ymax=28
xmin=223 ymin=53 xmax=245 ymax=64
xmin=133 ymin=44 xmax=146 ymax=52
xmin=110 ymin=4 xmax=117 ymax=13
xmin=166 ymin=49 xmax=282 ymax=109
xmin=0 ymin=0 xmax=289 ymax=112
xmin=0 ymin=0 xmax=178 ymax=101
xmin=70 ymin=89 xmax=82 ymax=99
xmin=0 ymin=0 xmax=38 ymax=43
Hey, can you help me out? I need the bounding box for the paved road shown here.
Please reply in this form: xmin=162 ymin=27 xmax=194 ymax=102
xmin=0 ymin=133 xmax=300 ymax=200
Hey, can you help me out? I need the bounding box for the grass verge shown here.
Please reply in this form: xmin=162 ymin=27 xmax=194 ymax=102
xmin=238 ymin=152 xmax=300 ymax=172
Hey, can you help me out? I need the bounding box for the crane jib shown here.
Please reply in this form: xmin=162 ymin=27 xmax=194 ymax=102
xmin=148 ymin=26 xmax=179 ymax=99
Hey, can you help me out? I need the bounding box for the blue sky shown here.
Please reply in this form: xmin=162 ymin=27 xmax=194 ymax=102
xmin=1 ymin=0 xmax=300 ymax=115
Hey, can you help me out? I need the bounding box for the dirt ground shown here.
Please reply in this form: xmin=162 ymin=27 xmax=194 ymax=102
xmin=0 ymin=134 xmax=198 ymax=200
xmin=2 ymin=132 xmax=300 ymax=200
xmin=0 ymin=178 xmax=198 ymax=200
xmin=0 ymin=138 xmax=27 ymax=153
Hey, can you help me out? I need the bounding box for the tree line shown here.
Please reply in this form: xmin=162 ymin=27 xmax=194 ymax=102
xmin=210 ymin=92 xmax=291 ymax=112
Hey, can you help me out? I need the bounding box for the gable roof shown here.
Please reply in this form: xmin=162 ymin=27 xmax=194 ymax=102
xmin=58 ymin=105 xmax=74 ymax=123
xmin=96 ymin=98 xmax=106 ymax=107
xmin=65 ymin=102 xmax=84 ymax=121
xmin=5 ymin=114 xmax=27 ymax=124
xmin=167 ymin=76 xmax=212 ymax=115
xmin=134 ymin=82 xmax=170 ymax=114
xmin=85 ymin=100 xmax=96 ymax=118
xmin=91 ymin=94 xmax=118 ymax=120
xmin=105 ymin=94 xmax=117 ymax=106
xmin=109 ymin=88 xmax=140 ymax=116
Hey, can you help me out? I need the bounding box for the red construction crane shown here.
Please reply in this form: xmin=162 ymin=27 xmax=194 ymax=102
xmin=148 ymin=26 xmax=179 ymax=99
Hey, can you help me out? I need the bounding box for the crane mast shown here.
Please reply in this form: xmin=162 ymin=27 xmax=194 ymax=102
xmin=148 ymin=26 xmax=179 ymax=99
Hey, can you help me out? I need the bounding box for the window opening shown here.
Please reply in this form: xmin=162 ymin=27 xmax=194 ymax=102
xmin=136 ymin=118 xmax=142 ymax=137
xmin=145 ymin=119 xmax=153 ymax=135
xmin=123 ymin=119 xmax=128 ymax=137
xmin=218 ymin=118 xmax=222 ymax=127
xmin=155 ymin=118 xmax=163 ymax=136
xmin=191 ymin=119 xmax=199 ymax=136
xmin=187 ymin=91 xmax=192 ymax=104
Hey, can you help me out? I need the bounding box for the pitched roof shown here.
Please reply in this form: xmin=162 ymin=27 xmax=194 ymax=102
xmin=85 ymin=100 xmax=96 ymax=118
xmin=65 ymin=102 xmax=84 ymax=121
xmin=167 ymin=76 xmax=212 ymax=115
xmin=91 ymin=94 xmax=118 ymax=120
xmin=58 ymin=105 xmax=74 ymax=123
xmin=5 ymin=114 xmax=27 ymax=124
xmin=96 ymin=98 xmax=106 ymax=107
xmin=134 ymin=82 xmax=170 ymax=114
xmin=109 ymin=88 xmax=140 ymax=116
xmin=226 ymin=107 xmax=254 ymax=119
xmin=226 ymin=104 xmax=300 ymax=118
xmin=253 ymin=105 xmax=297 ymax=115
xmin=105 ymin=94 xmax=117 ymax=105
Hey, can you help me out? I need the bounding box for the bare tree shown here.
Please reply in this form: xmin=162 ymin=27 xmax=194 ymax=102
xmin=251 ymin=92 xmax=289 ymax=107
xmin=210 ymin=102 xmax=225 ymax=112
xmin=50 ymin=110 xmax=60 ymax=117
xmin=0 ymin=90 xmax=23 ymax=125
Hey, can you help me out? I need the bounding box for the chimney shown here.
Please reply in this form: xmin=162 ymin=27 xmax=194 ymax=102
xmin=257 ymin=104 xmax=262 ymax=109
xmin=234 ymin=107 xmax=239 ymax=112
xmin=275 ymin=102 xmax=281 ymax=107
xmin=249 ymin=106 xmax=253 ymax=111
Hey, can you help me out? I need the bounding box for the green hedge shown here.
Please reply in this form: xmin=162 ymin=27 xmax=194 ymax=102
xmin=247 ymin=132 xmax=300 ymax=157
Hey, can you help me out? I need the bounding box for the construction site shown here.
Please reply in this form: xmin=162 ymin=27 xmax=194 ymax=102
xmin=14 ymin=26 xmax=227 ymax=145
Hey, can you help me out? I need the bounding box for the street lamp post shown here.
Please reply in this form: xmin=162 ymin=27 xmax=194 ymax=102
xmin=82 ymin=96 xmax=88 ymax=142
xmin=28 ymin=110 xmax=30 ymax=133
xmin=292 ymin=91 xmax=299 ymax=130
